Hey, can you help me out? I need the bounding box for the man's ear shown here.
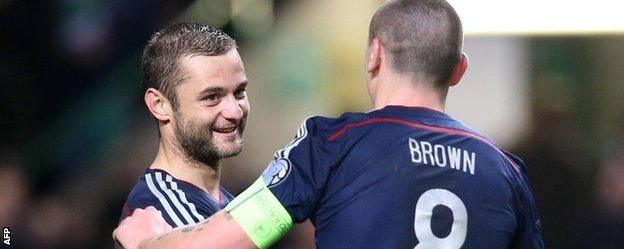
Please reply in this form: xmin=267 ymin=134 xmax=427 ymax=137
xmin=366 ymin=38 xmax=382 ymax=75
xmin=144 ymin=88 xmax=173 ymax=122
xmin=449 ymin=53 xmax=468 ymax=86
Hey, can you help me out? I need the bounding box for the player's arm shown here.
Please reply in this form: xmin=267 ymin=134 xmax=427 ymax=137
xmin=115 ymin=117 xmax=329 ymax=249
xmin=510 ymin=169 xmax=546 ymax=249
xmin=113 ymin=179 xmax=293 ymax=249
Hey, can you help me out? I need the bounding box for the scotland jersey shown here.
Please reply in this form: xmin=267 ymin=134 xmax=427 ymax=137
xmin=261 ymin=106 xmax=544 ymax=249
xmin=120 ymin=168 xmax=233 ymax=227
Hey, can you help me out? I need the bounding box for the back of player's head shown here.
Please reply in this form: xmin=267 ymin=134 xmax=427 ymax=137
xmin=369 ymin=0 xmax=463 ymax=86
xmin=142 ymin=23 xmax=237 ymax=109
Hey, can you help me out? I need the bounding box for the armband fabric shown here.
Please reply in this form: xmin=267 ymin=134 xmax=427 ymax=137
xmin=224 ymin=178 xmax=293 ymax=249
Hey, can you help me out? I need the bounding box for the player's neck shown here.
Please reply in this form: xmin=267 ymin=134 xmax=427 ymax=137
xmin=372 ymin=75 xmax=447 ymax=112
xmin=151 ymin=141 xmax=222 ymax=200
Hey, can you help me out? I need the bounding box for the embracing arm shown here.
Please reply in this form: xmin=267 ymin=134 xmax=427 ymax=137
xmin=138 ymin=210 xmax=254 ymax=249
xmin=113 ymin=179 xmax=293 ymax=249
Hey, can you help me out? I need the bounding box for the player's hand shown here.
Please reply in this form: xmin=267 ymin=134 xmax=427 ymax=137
xmin=113 ymin=206 xmax=172 ymax=249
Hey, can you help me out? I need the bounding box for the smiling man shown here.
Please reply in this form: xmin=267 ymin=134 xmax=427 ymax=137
xmin=119 ymin=23 xmax=249 ymax=228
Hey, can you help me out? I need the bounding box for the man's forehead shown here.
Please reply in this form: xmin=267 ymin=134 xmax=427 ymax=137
xmin=176 ymin=51 xmax=246 ymax=87
xmin=182 ymin=51 xmax=241 ymax=70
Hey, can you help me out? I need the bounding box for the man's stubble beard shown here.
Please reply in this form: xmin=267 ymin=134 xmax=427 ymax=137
xmin=173 ymin=112 xmax=246 ymax=167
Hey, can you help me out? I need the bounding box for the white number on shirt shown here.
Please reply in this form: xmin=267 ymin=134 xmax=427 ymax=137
xmin=414 ymin=188 xmax=468 ymax=249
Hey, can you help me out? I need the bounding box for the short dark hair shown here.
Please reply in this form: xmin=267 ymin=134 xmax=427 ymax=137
xmin=369 ymin=0 xmax=462 ymax=86
xmin=142 ymin=22 xmax=236 ymax=109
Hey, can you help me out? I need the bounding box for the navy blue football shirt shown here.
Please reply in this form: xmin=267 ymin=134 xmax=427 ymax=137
xmin=120 ymin=168 xmax=233 ymax=227
xmin=261 ymin=106 xmax=544 ymax=249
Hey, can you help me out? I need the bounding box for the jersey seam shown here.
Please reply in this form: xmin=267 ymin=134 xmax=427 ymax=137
xmin=328 ymin=117 xmax=521 ymax=172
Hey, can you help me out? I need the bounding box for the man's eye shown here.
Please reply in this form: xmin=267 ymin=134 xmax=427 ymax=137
xmin=205 ymin=94 xmax=218 ymax=101
xmin=235 ymin=89 xmax=247 ymax=99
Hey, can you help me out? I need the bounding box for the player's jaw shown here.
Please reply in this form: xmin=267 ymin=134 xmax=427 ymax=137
xmin=173 ymin=116 xmax=245 ymax=167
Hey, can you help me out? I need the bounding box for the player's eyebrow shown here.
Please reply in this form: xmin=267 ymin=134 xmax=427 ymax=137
xmin=197 ymin=86 xmax=224 ymax=98
xmin=196 ymin=80 xmax=248 ymax=99
xmin=199 ymin=86 xmax=224 ymax=93
xmin=236 ymin=80 xmax=248 ymax=89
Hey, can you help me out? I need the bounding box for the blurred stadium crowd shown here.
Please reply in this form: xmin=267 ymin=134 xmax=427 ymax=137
xmin=1 ymin=0 xmax=624 ymax=248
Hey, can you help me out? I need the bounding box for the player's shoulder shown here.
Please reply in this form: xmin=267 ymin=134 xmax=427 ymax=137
xmin=450 ymin=122 xmax=527 ymax=177
xmin=124 ymin=169 xmax=165 ymax=207
xmin=431 ymin=118 xmax=533 ymax=200
xmin=271 ymin=113 xmax=372 ymax=164
xmin=125 ymin=169 xmax=198 ymax=208
xmin=123 ymin=168 xmax=212 ymax=226
xmin=312 ymin=106 xmax=472 ymax=140
xmin=302 ymin=112 xmax=359 ymax=131
xmin=452 ymin=124 xmax=532 ymax=188
xmin=302 ymin=110 xmax=386 ymax=140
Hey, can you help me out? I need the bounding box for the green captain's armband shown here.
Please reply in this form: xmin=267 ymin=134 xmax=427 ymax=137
xmin=224 ymin=178 xmax=293 ymax=249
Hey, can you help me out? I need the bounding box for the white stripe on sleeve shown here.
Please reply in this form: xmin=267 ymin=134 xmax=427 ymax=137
xmin=154 ymin=172 xmax=197 ymax=225
xmin=276 ymin=117 xmax=311 ymax=159
xmin=145 ymin=173 xmax=185 ymax=227
xmin=284 ymin=118 xmax=310 ymax=158
xmin=165 ymin=175 xmax=205 ymax=222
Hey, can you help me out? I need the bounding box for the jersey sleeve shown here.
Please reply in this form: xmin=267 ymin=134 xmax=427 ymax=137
xmin=122 ymin=176 xmax=201 ymax=227
xmin=507 ymin=155 xmax=546 ymax=249
xmin=260 ymin=117 xmax=339 ymax=222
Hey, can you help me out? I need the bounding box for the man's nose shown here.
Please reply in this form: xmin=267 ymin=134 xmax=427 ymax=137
xmin=221 ymin=96 xmax=244 ymax=121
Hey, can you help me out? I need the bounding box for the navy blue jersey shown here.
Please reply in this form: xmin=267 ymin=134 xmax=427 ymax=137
xmin=261 ymin=106 xmax=544 ymax=249
xmin=120 ymin=168 xmax=233 ymax=227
